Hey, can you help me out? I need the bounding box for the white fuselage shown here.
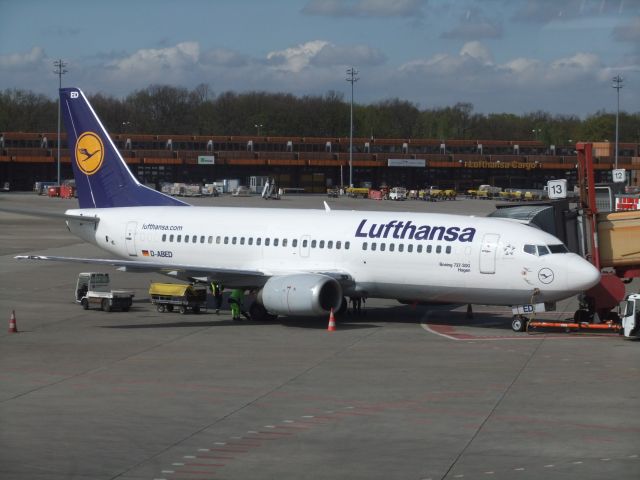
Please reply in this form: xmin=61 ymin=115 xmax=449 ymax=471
xmin=66 ymin=206 xmax=599 ymax=306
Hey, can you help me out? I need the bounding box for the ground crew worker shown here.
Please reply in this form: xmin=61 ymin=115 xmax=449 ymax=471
xmin=210 ymin=281 xmax=224 ymax=314
xmin=229 ymin=288 xmax=246 ymax=321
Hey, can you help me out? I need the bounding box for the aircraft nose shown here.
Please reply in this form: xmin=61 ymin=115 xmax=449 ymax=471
xmin=566 ymin=255 xmax=600 ymax=291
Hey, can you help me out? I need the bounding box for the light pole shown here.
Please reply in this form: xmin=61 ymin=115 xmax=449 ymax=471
xmin=53 ymin=59 xmax=67 ymax=186
xmin=346 ymin=67 xmax=358 ymax=187
xmin=612 ymin=75 xmax=623 ymax=169
xmin=254 ymin=123 xmax=263 ymax=136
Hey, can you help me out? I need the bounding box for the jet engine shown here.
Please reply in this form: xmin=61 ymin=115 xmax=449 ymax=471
xmin=257 ymin=274 xmax=343 ymax=316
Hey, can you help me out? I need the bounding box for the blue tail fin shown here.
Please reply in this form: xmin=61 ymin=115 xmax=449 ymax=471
xmin=60 ymin=87 xmax=188 ymax=208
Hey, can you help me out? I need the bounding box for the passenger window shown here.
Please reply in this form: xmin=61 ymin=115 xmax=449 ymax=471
xmin=193 ymin=235 xmax=197 ymax=243
xmin=446 ymin=245 xmax=451 ymax=254
xmin=162 ymin=234 xmax=166 ymax=242
xmin=336 ymin=241 xmax=341 ymax=249
xmin=216 ymin=236 xmax=221 ymax=244
xmin=380 ymin=243 xmax=386 ymax=252
xmin=240 ymin=237 xmax=245 ymax=245
xmin=169 ymin=234 xmax=174 ymax=242
xmin=302 ymin=239 xmax=307 ymax=248
xmin=371 ymin=242 xmax=377 ymax=251
xmin=524 ymin=244 xmax=536 ymax=255
xmin=345 ymin=241 xmax=350 ymax=250
xmin=232 ymin=237 xmax=237 ymax=245
xmin=200 ymin=235 xmax=204 ymax=243
xmin=257 ymin=238 xmax=262 ymax=246
xmin=311 ymin=240 xmax=317 ymax=248
xmin=407 ymin=244 xmax=413 ymax=253
xmin=208 ymin=236 xmax=213 ymax=244
xmin=248 ymin=237 xmax=253 ymax=245
xmin=327 ymin=240 xmax=333 ymax=249
xmin=224 ymin=237 xmax=229 ymax=244
xmin=426 ymin=245 xmax=432 ymax=253
xmin=417 ymin=245 xmax=422 ymax=253
xmin=283 ymin=239 xmax=288 ymax=247
xmin=363 ymin=242 xmax=368 ymax=250
xmin=398 ymin=244 xmax=404 ymax=252
xmin=537 ymin=245 xmax=550 ymax=256
xmin=319 ymin=240 xmax=325 ymax=248
xmin=292 ymin=239 xmax=298 ymax=247
xmin=274 ymin=238 xmax=279 ymax=247
xmin=177 ymin=235 xmax=182 ymax=242
xmin=265 ymin=238 xmax=270 ymax=246
xmin=389 ymin=244 xmax=395 ymax=252
xmin=185 ymin=235 xmax=189 ymax=243
xmin=436 ymin=245 xmax=442 ymax=253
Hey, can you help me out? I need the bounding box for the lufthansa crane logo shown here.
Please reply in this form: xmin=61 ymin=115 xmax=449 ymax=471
xmin=75 ymin=132 xmax=104 ymax=175
xmin=538 ymin=267 xmax=555 ymax=284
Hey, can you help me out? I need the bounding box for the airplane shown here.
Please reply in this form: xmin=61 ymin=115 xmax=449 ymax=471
xmin=16 ymin=87 xmax=601 ymax=324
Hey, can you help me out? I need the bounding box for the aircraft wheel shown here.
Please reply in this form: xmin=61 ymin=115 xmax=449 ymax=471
xmin=102 ymin=299 xmax=111 ymax=312
xmin=249 ymin=302 xmax=269 ymax=322
xmin=81 ymin=298 xmax=89 ymax=310
xmin=511 ymin=315 xmax=527 ymax=332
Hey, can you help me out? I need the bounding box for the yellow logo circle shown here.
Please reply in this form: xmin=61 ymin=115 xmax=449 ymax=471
xmin=75 ymin=132 xmax=104 ymax=175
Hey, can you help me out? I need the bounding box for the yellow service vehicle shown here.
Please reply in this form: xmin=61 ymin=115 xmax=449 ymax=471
xmin=149 ymin=283 xmax=207 ymax=314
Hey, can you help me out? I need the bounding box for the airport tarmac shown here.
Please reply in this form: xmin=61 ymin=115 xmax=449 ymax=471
xmin=1 ymin=192 xmax=639 ymax=480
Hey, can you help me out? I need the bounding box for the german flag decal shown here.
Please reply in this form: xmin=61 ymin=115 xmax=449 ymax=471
xmin=142 ymin=250 xmax=150 ymax=256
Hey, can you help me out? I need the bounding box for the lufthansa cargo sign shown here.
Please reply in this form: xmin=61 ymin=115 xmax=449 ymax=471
xmin=388 ymin=158 xmax=426 ymax=168
xmin=198 ymin=155 xmax=215 ymax=165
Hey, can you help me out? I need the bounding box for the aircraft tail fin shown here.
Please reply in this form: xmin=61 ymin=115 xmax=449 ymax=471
xmin=60 ymin=87 xmax=188 ymax=208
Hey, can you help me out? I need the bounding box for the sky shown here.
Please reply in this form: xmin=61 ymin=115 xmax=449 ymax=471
xmin=0 ymin=0 xmax=639 ymax=116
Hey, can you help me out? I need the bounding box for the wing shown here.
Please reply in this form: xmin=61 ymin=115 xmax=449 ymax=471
xmin=15 ymin=254 xmax=266 ymax=287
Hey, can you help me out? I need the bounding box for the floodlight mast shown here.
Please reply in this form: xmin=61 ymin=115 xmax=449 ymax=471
xmin=612 ymin=75 xmax=623 ymax=170
xmin=53 ymin=59 xmax=68 ymax=186
xmin=346 ymin=67 xmax=359 ymax=188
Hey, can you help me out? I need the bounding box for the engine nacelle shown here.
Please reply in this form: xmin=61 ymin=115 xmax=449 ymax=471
xmin=257 ymin=274 xmax=343 ymax=316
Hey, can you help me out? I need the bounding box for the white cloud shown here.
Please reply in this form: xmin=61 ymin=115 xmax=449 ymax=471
xmin=266 ymin=40 xmax=329 ymax=72
xmin=107 ymin=42 xmax=200 ymax=74
xmin=311 ymin=43 xmax=386 ymax=66
xmin=0 ymin=47 xmax=47 ymax=70
xmin=460 ymin=41 xmax=493 ymax=65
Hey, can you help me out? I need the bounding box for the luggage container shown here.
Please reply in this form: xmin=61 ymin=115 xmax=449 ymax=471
xmin=149 ymin=283 xmax=207 ymax=314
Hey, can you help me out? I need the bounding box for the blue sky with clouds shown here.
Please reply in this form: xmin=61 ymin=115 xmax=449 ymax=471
xmin=1 ymin=0 xmax=638 ymax=116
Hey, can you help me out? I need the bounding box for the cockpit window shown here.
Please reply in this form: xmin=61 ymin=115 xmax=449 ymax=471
xmin=548 ymin=244 xmax=568 ymax=253
xmin=524 ymin=244 xmax=536 ymax=255
xmin=537 ymin=245 xmax=550 ymax=256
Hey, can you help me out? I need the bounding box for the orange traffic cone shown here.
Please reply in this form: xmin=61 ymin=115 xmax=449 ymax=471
xmin=8 ymin=310 xmax=18 ymax=333
xmin=327 ymin=308 xmax=336 ymax=332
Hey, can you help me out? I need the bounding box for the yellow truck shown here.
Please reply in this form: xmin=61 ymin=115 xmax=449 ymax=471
xmin=345 ymin=187 xmax=370 ymax=198
xmin=149 ymin=283 xmax=207 ymax=314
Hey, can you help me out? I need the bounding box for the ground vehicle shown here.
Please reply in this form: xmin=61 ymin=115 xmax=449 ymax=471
xmin=388 ymin=187 xmax=407 ymax=200
xmin=424 ymin=186 xmax=456 ymax=201
xmin=149 ymin=283 xmax=207 ymax=314
xmin=345 ymin=187 xmax=370 ymax=198
xmin=469 ymin=185 xmax=501 ymax=199
xmin=75 ymin=272 xmax=134 ymax=312
xmin=621 ymin=293 xmax=640 ymax=337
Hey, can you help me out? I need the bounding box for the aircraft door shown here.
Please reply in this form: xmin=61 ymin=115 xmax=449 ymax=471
xmin=300 ymin=235 xmax=311 ymax=258
xmin=125 ymin=221 xmax=138 ymax=257
xmin=479 ymin=233 xmax=500 ymax=274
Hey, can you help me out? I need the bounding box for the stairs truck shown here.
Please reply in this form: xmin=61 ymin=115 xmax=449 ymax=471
xmin=75 ymin=272 xmax=134 ymax=312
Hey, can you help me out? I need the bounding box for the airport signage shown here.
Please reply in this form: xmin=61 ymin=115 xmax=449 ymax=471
xmin=547 ymin=179 xmax=567 ymax=199
xmin=198 ymin=155 xmax=215 ymax=165
xmin=388 ymin=158 xmax=426 ymax=168
xmin=463 ymin=160 xmax=540 ymax=170
xmin=612 ymin=169 xmax=626 ymax=183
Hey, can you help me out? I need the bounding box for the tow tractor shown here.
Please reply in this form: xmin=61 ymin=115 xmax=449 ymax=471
xmin=75 ymin=272 xmax=135 ymax=312
xmin=502 ymin=143 xmax=640 ymax=338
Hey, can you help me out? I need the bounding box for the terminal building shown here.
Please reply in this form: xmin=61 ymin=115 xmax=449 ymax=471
xmin=1 ymin=131 xmax=638 ymax=192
